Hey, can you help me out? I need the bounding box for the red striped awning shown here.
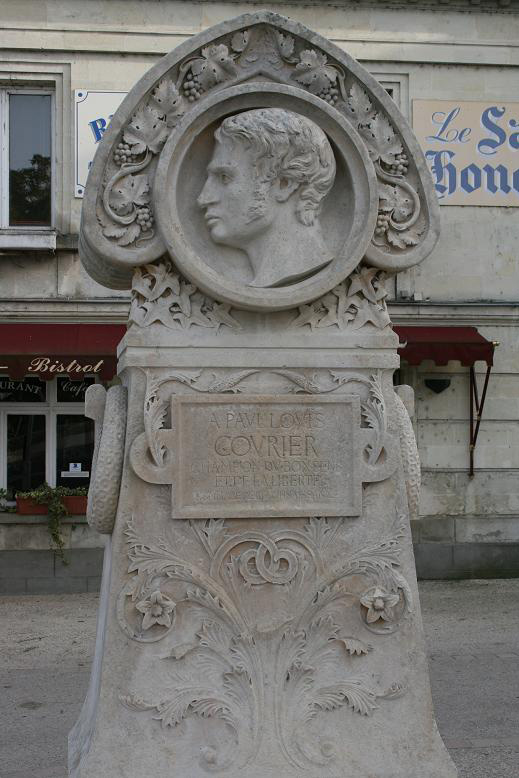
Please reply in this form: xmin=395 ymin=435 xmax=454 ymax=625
xmin=0 ymin=323 xmax=495 ymax=380
xmin=0 ymin=323 xmax=126 ymax=381
xmin=394 ymin=326 xmax=495 ymax=367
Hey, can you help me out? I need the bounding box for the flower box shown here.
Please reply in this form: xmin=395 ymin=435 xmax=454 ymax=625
xmin=16 ymin=494 xmax=88 ymax=515
xmin=63 ymin=495 xmax=88 ymax=515
xmin=16 ymin=497 xmax=48 ymax=515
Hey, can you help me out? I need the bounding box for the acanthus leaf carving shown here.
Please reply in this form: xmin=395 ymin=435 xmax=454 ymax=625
xmin=118 ymin=516 xmax=412 ymax=771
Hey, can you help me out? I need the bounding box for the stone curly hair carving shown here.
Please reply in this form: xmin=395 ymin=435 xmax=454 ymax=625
xmin=215 ymin=108 xmax=336 ymax=226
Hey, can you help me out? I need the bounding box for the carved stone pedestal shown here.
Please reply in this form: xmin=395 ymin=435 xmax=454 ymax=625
xmin=71 ymin=11 xmax=457 ymax=777
xmin=70 ymin=318 xmax=456 ymax=778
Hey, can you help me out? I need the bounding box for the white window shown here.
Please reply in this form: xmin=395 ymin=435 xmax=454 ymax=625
xmin=0 ymin=86 xmax=56 ymax=249
xmin=0 ymin=376 xmax=95 ymax=501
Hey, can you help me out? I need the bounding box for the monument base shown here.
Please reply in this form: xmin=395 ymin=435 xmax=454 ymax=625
xmin=69 ymin=324 xmax=456 ymax=778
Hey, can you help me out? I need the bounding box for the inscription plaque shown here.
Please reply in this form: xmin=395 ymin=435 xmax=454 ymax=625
xmin=171 ymin=394 xmax=361 ymax=519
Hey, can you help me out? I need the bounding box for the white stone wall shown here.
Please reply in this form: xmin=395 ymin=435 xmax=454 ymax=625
xmin=1 ymin=0 xmax=518 ymax=553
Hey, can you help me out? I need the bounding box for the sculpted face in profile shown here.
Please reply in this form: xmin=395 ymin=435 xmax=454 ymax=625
xmin=197 ymin=108 xmax=337 ymax=288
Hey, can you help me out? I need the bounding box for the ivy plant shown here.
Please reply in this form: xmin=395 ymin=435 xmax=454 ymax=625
xmin=16 ymin=483 xmax=88 ymax=564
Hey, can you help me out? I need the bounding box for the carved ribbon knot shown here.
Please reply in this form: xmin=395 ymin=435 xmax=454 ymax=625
xmin=237 ymin=540 xmax=299 ymax=586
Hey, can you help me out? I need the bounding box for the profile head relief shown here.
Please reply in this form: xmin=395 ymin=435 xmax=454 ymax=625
xmin=198 ymin=108 xmax=337 ymax=288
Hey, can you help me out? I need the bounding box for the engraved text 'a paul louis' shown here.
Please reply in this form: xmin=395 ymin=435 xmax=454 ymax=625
xmin=172 ymin=395 xmax=361 ymax=519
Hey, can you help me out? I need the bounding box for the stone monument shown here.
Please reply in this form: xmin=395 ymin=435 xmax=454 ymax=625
xmin=71 ymin=12 xmax=457 ymax=777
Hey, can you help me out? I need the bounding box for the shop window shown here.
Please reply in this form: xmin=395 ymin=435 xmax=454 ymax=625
xmin=0 ymin=88 xmax=53 ymax=229
xmin=7 ymin=414 xmax=46 ymax=497
xmin=0 ymin=376 xmax=95 ymax=503
xmin=56 ymin=415 xmax=94 ymax=488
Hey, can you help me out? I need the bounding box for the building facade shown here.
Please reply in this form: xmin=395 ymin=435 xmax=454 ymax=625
xmin=1 ymin=0 xmax=519 ymax=591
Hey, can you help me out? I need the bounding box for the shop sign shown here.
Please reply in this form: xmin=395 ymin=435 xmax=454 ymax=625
xmin=75 ymin=90 xmax=127 ymax=198
xmin=0 ymin=376 xmax=46 ymax=402
xmin=57 ymin=377 xmax=95 ymax=402
xmin=413 ymin=99 xmax=519 ymax=206
xmin=27 ymin=358 xmax=105 ymax=375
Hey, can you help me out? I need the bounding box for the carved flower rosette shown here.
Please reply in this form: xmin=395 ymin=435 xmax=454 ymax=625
xmin=118 ymin=513 xmax=412 ymax=772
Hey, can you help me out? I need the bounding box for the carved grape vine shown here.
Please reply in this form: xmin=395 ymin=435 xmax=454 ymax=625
xmin=99 ymin=23 xmax=425 ymax=257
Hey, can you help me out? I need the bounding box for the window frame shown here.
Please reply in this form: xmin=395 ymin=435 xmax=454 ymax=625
xmin=0 ymin=377 xmax=95 ymax=501
xmin=0 ymin=61 xmax=70 ymax=250
xmin=0 ymin=85 xmax=55 ymax=231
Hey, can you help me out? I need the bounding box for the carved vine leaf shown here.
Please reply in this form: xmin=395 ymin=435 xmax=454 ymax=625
xmin=129 ymin=260 xmax=241 ymax=331
xmin=109 ymin=174 xmax=149 ymax=215
xmin=148 ymin=78 xmax=185 ymax=128
xmin=379 ymin=183 xmax=399 ymax=213
xmin=276 ymin=31 xmax=295 ymax=60
xmin=230 ymin=30 xmax=250 ymax=53
xmin=360 ymin=114 xmax=402 ymax=166
xmin=102 ymin=218 xmax=141 ymax=247
xmin=346 ymin=82 xmax=376 ymax=124
xmin=289 ymin=266 xmax=391 ymax=332
xmin=101 ymin=75 xmax=184 ymax=246
xmin=348 ymin=266 xmax=382 ymax=303
xmin=133 ymin=261 xmax=180 ymax=302
xmin=387 ymin=224 xmax=423 ymax=249
xmin=344 ymin=82 xmax=426 ymax=253
xmin=293 ymin=49 xmax=337 ymax=94
xmin=192 ymin=44 xmax=238 ymax=90
xmin=123 ymin=104 xmax=169 ymax=155
xmin=99 ymin=173 xmax=151 ymax=246
xmin=240 ymin=27 xmax=283 ymax=69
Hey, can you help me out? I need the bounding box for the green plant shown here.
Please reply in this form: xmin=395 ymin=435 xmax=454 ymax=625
xmin=0 ymin=487 xmax=16 ymax=513
xmin=16 ymin=484 xmax=88 ymax=564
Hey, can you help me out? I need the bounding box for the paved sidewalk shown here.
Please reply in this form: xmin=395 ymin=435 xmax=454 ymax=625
xmin=1 ymin=579 xmax=519 ymax=778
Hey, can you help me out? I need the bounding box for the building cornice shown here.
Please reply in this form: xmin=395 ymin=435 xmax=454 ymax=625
xmin=198 ymin=0 xmax=519 ymax=12
xmin=1 ymin=300 xmax=519 ymax=326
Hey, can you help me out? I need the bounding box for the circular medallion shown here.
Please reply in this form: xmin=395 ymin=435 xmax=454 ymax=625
xmin=154 ymin=83 xmax=378 ymax=311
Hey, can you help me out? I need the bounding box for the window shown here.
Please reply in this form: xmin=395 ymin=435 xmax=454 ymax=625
xmin=367 ymin=70 xmax=409 ymax=119
xmin=0 ymin=376 xmax=95 ymax=501
xmin=0 ymin=86 xmax=55 ymax=244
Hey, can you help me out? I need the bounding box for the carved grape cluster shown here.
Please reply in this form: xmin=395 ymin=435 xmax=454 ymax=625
xmin=114 ymin=141 xmax=137 ymax=166
xmin=317 ymin=84 xmax=339 ymax=105
xmin=136 ymin=206 xmax=154 ymax=231
xmin=375 ymin=212 xmax=391 ymax=236
xmin=182 ymin=71 xmax=204 ymax=102
xmin=389 ymin=152 xmax=409 ymax=176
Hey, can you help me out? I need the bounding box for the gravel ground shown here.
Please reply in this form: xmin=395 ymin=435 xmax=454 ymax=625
xmin=1 ymin=579 xmax=519 ymax=777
